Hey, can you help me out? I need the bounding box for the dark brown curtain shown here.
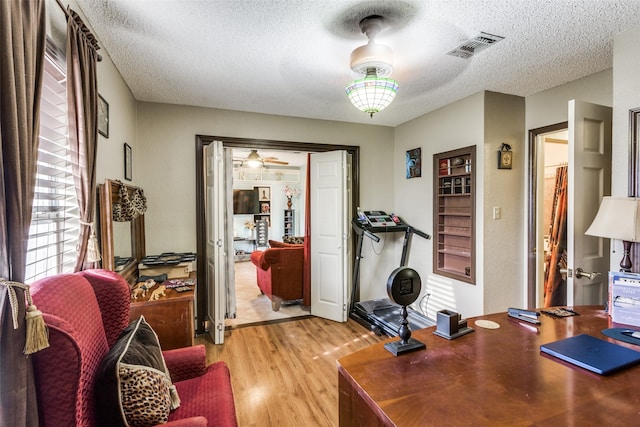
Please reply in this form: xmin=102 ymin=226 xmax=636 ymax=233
xmin=303 ymin=154 xmax=311 ymax=306
xmin=66 ymin=8 xmax=101 ymax=271
xmin=543 ymin=166 xmax=568 ymax=307
xmin=0 ymin=1 xmax=46 ymax=425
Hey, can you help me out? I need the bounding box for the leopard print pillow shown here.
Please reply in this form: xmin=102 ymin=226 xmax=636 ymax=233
xmin=282 ymin=236 xmax=304 ymax=245
xmin=96 ymin=316 xmax=179 ymax=427
xmin=113 ymin=181 xmax=147 ymax=222
xmin=119 ymin=364 xmax=172 ymax=425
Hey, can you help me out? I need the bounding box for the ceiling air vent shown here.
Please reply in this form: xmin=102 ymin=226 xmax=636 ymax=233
xmin=447 ymin=32 xmax=505 ymax=59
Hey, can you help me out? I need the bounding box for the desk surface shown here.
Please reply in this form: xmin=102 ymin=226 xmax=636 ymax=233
xmin=338 ymin=307 xmax=640 ymax=426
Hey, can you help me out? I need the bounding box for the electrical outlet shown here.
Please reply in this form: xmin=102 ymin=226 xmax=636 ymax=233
xmin=493 ymin=206 xmax=502 ymax=219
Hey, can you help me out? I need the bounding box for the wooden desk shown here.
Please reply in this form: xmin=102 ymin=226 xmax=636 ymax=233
xmin=129 ymin=281 xmax=195 ymax=350
xmin=338 ymin=306 xmax=640 ymax=426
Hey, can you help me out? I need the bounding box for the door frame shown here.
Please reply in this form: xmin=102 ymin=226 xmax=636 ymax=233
xmin=526 ymin=122 xmax=567 ymax=307
xmin=195 ymin=135 xmax=360 ymax=334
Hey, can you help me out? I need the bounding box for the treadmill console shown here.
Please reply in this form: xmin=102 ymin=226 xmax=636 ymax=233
xmin=364 ymin=211 xmax=398 ymax=227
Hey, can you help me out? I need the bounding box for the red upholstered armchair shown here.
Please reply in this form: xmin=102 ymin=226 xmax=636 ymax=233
xmin=30 ymin=269 xmax=237 ymax=427
xmin=250 ymin=241 xmax=303 ymax=311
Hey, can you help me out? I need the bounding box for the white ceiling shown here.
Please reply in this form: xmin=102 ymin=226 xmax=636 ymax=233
xmin=75 ymin=0 xmax=640 ymax=127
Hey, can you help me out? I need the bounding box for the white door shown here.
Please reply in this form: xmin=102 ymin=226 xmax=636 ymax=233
xmin=310 ymin=151 xmax=351 ymax=322
xmin=205 ymin=141 xmax=227 ymax=344
xmin=567 ymin=100 xmax=612 ymax=305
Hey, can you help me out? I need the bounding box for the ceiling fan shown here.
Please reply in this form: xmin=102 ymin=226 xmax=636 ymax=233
xmin=234 ymin=149 xmax=289 ymax=167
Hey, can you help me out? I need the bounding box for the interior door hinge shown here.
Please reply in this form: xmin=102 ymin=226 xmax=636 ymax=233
xmin=559 ymin=268 xmax=572 ymax=278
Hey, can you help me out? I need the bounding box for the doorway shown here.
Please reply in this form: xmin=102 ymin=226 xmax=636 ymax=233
xmin=194 ymin=135 xmax=360 ymax=335
xmin=528 ymin=122 xmax=567 ymax=307
xmin=527 ymin=100 xmax=612 ymax=309
xmin=537 ymin=127 xmax=569 ymax=307
xmin=228 ymin=147 xmax=310 ymax=327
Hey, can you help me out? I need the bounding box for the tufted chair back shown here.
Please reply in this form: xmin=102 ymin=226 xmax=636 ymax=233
xmin=30 ymin=269 xmax=130 ymax=427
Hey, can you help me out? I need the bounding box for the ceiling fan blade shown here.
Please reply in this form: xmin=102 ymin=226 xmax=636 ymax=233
xmin=264 ymin=159 xmax=289 ymax=165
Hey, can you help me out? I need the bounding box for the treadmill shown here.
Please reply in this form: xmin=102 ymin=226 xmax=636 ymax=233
xmin=351 ymin=212 xmax=435 ymax=336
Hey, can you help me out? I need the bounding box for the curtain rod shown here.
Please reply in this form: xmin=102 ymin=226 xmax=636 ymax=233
xmin=54 ymin=0 xmax=103 ymax=62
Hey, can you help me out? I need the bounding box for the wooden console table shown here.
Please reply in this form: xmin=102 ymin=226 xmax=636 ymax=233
xmin=338 ymin=306 xmax=640 ymax=426
xmin=129 ymin=280 xmax=195 ymax=350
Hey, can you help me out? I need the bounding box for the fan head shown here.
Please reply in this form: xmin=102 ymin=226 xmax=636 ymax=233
xmin=235 ymin=149 xmax=289 ymax=168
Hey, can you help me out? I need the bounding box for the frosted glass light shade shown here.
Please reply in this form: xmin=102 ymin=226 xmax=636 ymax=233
xmin=585 ymin=196 xmax=640 ymax=242
xmin=345 ymin=76 xmax=399 ymax=118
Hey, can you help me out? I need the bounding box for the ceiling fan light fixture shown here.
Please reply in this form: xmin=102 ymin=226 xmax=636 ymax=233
xmin=346 ymin=68 xmax=399 ymax=118
xmin=345 ymin=15 xmax=398 ymax=118
xmin=349 ymin=41 xmax=394 ymax=78
xmin=245 ymin=150 xmax=264 ymax=168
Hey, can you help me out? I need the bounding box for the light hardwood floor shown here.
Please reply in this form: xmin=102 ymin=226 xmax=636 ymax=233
xmin=197 ymin=317 xmax=384 ymax=426
xmin=227 ymin=260 xmax=310 ymax=328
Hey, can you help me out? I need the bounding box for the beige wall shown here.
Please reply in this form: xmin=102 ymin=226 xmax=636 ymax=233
xmin=135 ymin=103 xmax=395 ymax=298
xmin=482 ymin=92 xmax=526 ymax=314
xmin=393 ymin=92 xmax=525 ymax=318
xmin=394 ymin=92 xmax=486 ymax=317
xmin=525 ymin=69 xmax=612 ymax=131
xmin=46 ymin=0 xmax=138 ymax=185
xmin=82 ymin=2 xmax=635 ymax=317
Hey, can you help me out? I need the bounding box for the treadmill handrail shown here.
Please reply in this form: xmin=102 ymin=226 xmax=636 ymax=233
xmin=408 ymin=226 xmax=431 ymax=241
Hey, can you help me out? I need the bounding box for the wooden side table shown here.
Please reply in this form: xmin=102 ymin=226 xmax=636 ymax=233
xmin=129 ymin=280 xmax=195 ymax=350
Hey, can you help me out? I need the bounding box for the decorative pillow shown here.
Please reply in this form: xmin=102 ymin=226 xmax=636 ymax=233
xmin=96 ymin=316 xmax=180 ymax=427
xmin=269 ymin=239 xmax=302 ymax=248
xmin=282 ymin=235 xmax=305 ymax=245
xmin=268 ymin=240 xmax=288 ymax=248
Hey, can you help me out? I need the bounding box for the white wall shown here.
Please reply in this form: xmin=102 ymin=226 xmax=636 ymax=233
xmin=134 ymin=102 xmax=395 ymax=298
xmin=613 ymin=25 xmax=640 ymax=270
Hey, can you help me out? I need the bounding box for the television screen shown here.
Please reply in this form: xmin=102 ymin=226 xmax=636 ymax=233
xmin=233 ymin=189 xmax=258 ymax=214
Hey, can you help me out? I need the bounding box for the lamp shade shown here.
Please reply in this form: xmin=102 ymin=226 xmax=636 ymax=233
xmin=585 ymin=196 xmax=640 ymax=242
xmin=345 ymin=75 xmax=399 ymax=118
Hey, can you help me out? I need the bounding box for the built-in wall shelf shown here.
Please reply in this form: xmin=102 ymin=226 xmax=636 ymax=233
xmin=433 ymin=146 xmax=476 ymax=284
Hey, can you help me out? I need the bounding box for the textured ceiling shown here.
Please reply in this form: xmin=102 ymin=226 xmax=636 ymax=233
xmin=75 ymin=0 xmax=640 ymax=127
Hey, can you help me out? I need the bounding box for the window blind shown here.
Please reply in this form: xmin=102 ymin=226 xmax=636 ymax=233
xmin=25 ymin=41 xmax=79 ymax=283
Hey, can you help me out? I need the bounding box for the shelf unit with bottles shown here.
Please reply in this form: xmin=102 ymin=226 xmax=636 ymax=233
xmin=283 ymin=209 xmax=295 ymax=237
xmin=433 ymin=146 xmax=475 ymax=284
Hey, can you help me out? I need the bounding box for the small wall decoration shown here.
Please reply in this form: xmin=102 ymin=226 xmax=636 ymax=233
xmin=406 ymin=147 xmax=422 ymax=179
xmin=124 ymin=143 xmax=132 ymax=181
xmin=497 ymin=143 xmax=513 ymax=169
xmin=98 ymin=94 xmax=109 ymax=138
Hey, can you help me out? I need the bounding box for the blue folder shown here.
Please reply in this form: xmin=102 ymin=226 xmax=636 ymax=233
xmin=540 ymin=334 xmax=640 ymax=375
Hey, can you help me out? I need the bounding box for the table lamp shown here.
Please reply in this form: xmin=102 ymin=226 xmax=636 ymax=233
xmin=585 ymin=196 xmax=640 ymax=272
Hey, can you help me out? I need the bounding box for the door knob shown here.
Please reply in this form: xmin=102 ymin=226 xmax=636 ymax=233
xmin=575 ymin=268 xmax=600 ymax=280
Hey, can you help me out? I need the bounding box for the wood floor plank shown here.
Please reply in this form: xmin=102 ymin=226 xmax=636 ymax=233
xmin=196 ymin=317 xmax=384 ymax=426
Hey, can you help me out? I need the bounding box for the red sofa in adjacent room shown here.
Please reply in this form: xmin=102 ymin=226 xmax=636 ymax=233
xmin=30 ymin=269 xmax=237 ymax=427
xmin=250 ymin=240 xmax=304 ymax=311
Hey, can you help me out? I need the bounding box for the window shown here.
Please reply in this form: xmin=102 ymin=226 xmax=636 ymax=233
xmin=24 ymin=41 xmax=79 ymax=283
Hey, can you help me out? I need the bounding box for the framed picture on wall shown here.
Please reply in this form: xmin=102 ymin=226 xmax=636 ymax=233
xmin=258 ymin=186 xmax=270 ymax=201
xmin=406 ymin=147 xmax=422 ymax=179
xmin=98 ymin=94 xmax=109 ymax=138
xmin=124 ymin=143 xmax=132 ymax=181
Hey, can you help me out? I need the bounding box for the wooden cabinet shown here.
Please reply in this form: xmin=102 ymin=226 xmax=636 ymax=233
xmin=130 ymin=281 xmax=195 ymax=350
xmin=283 ymin=209 xmax=295 ymax=237
xmin=433 ymin=146 xmax=475 ymax=284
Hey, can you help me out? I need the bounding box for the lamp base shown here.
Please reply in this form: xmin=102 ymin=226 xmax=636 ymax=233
xmin=620 ymin=240 xmax=633 ymax=273
xmin=384 ymin=338 xmax=426 ymax=356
